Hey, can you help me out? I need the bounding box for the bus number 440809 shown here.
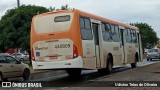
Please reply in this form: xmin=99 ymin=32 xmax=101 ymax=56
xmin=54 ymin=44 xmax=70 ymax=48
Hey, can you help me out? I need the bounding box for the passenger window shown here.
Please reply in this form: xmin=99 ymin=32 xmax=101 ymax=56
xmin=80 ymin=17 xmax=93 ymax=40
xmin=131 ymin=30 xmax=137 ymax=43
xmin=80 ymin=18 xmax=85 ymax=29
xmin=101 ymin=23 xmax=112 ymax=42
xmin=84 ymin=18 xmax=91 ymax=30
xmin=6 ymin=56 xmax=17 ymax=64
xmin=0 ymin=56 xmax=7 ymax=63
xmin=125 ymin=28 xmax=132 ymax=43
xmin=111 ymin=24 xmax=120 ymax=42
xmin=111 ymin=24 xmax=115 ymax=33
xmin=106 ymin=23 xmax=111 ymax=31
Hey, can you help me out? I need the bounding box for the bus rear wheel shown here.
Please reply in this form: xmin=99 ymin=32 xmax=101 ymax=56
xmin=66 ymin=68 xmax=82 ymax=77
xmin=131 ymin=54 xmax=138 ymax=68
xmin=98 ymin=55 xmax=113 ymax=74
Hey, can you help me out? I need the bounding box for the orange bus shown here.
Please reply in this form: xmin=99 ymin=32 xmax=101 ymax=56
xmin=30 ymin=9 xmax=143 ymax=76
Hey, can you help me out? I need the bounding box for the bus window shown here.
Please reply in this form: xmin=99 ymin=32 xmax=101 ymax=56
xmin=54 ymin=15 xmax=70 ymax=22
xmin=80 ymin=17 xmax=85 ymax=29
xmin=34 ymin=13 xmax=73 ymax=34
xmin=111 ymin=24 xmax=115 ymax=33
xmin=125 ymin=28 xmax=132 ymax=43
xmin=80 ymin=17 xmax=93 ymax=40
xmin=101 ymin=23 xmax=111 ymax=42
xmin=111 ymin=25 xmax=120 ymax=42
xmin=84 ymin=18 xmax=91 ymax=30
xmin=131 ymin=30 xmax=137 ymax=43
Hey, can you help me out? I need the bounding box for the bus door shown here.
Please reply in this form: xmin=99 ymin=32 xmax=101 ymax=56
xmin=119 ymin=26 xmax=127 ymax=64
xmin=92 ymin=23 xmax=101 ymax=68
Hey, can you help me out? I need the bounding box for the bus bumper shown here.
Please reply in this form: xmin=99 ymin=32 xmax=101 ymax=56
xmin=32 ymin=56 xmax=83 ymax=70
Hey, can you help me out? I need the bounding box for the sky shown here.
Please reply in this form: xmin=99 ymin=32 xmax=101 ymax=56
xmin=0 ymin=0 xmax=160 ymax=38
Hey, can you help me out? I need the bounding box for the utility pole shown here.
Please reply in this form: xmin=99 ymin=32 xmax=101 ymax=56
xmin=17 ymin=0 xmax=20 ymax=8
xmin=15 ymin=0 xmax=20 ymax=60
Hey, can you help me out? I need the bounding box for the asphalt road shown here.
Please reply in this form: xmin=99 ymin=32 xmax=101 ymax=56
xmin=29 ymin=58 xmax=159 ymax=81
xmin=7 ymin=58 xmax=159 ymax=82
xmin=3 ymin=59 xmax=160 ymax=90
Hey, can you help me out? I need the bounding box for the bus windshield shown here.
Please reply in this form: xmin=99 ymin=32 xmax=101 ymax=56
xmin=33 ymin=13 xmax=73 ymax=34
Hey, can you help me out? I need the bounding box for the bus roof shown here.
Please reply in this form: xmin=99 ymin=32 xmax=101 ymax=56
xmin=33 ymin=9 xmax=139 ymax=30
xmin=77 ymin=9 xmax=138 ymax=30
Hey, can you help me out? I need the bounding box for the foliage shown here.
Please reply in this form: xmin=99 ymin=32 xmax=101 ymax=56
xmin=48 ymin=4 xmax=71 ymax=12
xmin=0 ymin=4 xmax=71 ymax=53
xmin=0 ymin=5 xmax=49 ymax=52
xmin=56 ymin=4 xmax=72 ymax=11
xmin=157 ymin=39 xmax=160 ymax=48
xmin=131 ymin=23 xmax=159 ymax=49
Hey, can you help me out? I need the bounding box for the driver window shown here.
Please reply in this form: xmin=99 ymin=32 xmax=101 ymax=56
xmin=6 ymin=56 xmax=17 ymax=64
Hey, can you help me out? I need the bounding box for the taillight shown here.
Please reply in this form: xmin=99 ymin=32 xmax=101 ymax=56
xmin=31 ymin=48 xmax=35 ymax=61
xmin=73 ymin=45 xmax=78 ymax=58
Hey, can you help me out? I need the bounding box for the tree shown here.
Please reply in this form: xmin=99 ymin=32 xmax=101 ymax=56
xmin=157 ymin=39 xmax=160 ymax=48
xmin=0 ymin=5 xmax=49 ymax=55
xmin=0 ymin=4 xmax=71 ymax=60
xmin=131 ymin=23 xmax=159 ymax=49
xmin=56 ymin=4 xmax=72 ymax=11
xmin=48 ymin=6 xmax=55 ymax=11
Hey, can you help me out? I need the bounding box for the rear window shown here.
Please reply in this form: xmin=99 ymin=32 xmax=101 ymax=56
xmin=34 ymin=13 xmax=73 ymax=34
xmin=54 ymin=15 xmax=70 ymax=22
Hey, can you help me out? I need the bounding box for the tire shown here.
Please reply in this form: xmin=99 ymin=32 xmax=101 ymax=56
xmin=0 ymin=73 xmax=7 ymax=81
xmin=106 ymin=59 xmax=113 ymax=74
xmin=131 ymin=55 xmax=138 ymax=68
xmin=3 ymin=78 xmax=8 ymax=81
xmin=131 ymin=63 xmax=137 ymax=68
xmin=66 ymin=68 xmax=81 ymax=77
xmin=23 ymin=69 xmax=30 ymax=80
xmin=98 ymin=55 xmax=113 ymax=75
xmin=0 ymin=73 xmax=2 ymax=81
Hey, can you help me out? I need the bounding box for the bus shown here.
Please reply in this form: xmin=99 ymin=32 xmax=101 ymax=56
xmin=30 ymin=9 xmax=143 ymax=76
